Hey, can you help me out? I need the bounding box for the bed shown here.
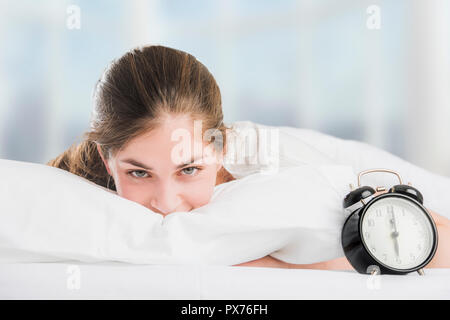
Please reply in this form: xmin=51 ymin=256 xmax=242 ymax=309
xmin=1 ymin=262 xmax=449 ymax=299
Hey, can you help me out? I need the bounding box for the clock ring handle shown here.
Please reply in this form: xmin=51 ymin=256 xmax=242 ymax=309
xmin=357 ymin=168 xmax=403 ymax=187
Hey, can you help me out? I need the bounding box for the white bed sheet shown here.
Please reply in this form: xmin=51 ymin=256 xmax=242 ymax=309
xmin=0 ymin=262 xmax=449 ymax=300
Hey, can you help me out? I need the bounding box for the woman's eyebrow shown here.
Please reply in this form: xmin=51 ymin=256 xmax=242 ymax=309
xmin=120 ymin=156 xmax=203 ymax=170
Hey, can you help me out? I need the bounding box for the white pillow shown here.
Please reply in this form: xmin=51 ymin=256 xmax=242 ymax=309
xmin=0 ymin=158 xmax=356 ymax=265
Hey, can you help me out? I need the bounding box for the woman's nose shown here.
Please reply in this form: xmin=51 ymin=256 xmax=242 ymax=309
xmin=150 ymin=184 xmax=182 ymax=216
xmin=150 ymin=201 xmax=179 ymax=216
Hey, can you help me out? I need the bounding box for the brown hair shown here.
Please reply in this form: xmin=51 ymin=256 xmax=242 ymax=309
xmin=46 ymin=45 xmax=230 ymax=191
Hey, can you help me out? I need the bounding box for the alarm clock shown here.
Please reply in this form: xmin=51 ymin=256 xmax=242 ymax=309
xmin=341 ymin=168 xmax=438 ymax=275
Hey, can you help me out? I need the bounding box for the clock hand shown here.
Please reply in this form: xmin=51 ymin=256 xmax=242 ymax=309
xmin=392 ymin=232 xmax=400 ymax=258
xmin=390 ymin=208 xmax=400 ymax=258
xmin=392 ymin=207 xmax=399 ymax=233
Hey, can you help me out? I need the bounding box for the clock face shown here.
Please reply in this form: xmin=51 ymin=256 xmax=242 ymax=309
xmin=361 ymin=196 xmax=436 ymax=270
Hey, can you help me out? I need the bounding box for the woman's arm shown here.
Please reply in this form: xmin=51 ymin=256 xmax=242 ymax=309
xmin=233 ymin=255 xmax=353 ymax=270
xmin=234 ymin=208 xmax=450 ymax=270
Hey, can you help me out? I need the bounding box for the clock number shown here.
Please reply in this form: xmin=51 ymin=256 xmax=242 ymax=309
xmin=386 ymin=205 xmax=394 ymax=215
xmin=368 ymin=219 xmax=375 ymax=227
xmin=376 ymin=209 xmax=382 ymax=217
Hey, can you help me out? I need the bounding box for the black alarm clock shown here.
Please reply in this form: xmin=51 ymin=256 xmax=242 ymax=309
xmin=341 ymin=168 xmax=438 ymax=275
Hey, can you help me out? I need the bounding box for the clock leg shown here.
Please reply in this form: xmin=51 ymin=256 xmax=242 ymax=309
xmin=417 ymin=268 xmax=425 ymax=276
xmin=367 ymin=265 xmax=380 ymax=275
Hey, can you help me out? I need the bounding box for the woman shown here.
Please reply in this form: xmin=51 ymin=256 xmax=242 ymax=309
xmin=47 ymin=45 xmax=450 ymax=270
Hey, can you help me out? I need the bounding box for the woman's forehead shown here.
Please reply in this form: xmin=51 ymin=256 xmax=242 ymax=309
xmin=127 ymin=115 xmax=219 ymax=148
xmin=124 ymin=126 xmax=209 ymax=152
xmin=116 ymin=130 xmax=218 ymax=166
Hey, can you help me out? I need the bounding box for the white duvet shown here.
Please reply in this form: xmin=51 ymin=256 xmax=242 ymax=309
xmin=0 ymin=121 xmax=449 ymax=266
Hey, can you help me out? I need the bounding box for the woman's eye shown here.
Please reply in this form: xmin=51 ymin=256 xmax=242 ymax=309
xmin=128 ymin=170 xmax=149 ymax=178
xmin=128 ymin=167 xmax=202 ymax=179
xmin=181 ymin=167 xmax=201 ymax=176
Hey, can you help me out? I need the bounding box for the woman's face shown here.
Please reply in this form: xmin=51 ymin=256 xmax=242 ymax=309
xmin=97 ymin=115 xmax=224 ymax=216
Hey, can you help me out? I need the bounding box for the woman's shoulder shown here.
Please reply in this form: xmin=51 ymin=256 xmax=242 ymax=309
xmin=225 ymin=120 xmax=344 ymax=148
xmin=223 ymin=120 xmax=342 ymax=178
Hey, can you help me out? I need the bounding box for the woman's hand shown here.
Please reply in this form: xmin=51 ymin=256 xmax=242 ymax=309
xmin=426 ymin=209 xmax=450 ymax=268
